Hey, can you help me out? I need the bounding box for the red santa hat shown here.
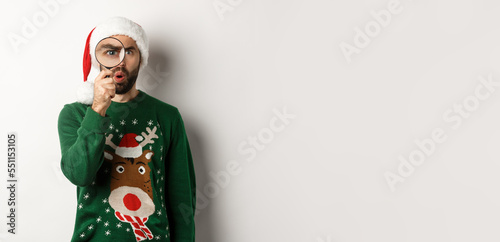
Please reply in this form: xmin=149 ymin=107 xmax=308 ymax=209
xmin=77 ymin=16 xmax=149 ymax=105
xmin=115 ymin=133 xmax=145 ymax=158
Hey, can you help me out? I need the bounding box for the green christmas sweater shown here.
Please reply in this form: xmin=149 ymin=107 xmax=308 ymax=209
xmin=57 ymin=90 xmax=196 ymax=242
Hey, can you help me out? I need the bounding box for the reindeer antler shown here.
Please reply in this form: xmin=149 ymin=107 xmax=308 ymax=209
xmin=140 ymin=127 xmax=158 ymax=147
xmin=106 ymin=134 xmax=118 ymax=150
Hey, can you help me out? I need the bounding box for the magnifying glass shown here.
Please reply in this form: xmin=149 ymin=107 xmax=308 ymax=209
xmin=95 ymin=37 xmax=125 ymax=77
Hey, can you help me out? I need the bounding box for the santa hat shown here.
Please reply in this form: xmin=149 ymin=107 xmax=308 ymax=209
xmin=115 ymin=133 xmax=145 ymax=158
xmin=77 ymin=16 xmax=149 ymax=105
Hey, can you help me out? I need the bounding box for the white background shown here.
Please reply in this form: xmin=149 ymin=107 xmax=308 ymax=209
xmin=2 ymin=0 xmax=500 ymax=241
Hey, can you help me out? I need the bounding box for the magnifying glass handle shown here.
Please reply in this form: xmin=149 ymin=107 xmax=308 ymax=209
xmin=105 ymin=66 xmax=111 ymax=78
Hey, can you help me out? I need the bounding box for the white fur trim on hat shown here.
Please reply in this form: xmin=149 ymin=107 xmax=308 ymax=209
xmin=115 ymin=146 xmax=143 ymax=159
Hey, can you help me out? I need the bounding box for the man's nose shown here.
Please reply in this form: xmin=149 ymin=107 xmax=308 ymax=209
xmin=117 ymin=58 xmax=126 ymax=67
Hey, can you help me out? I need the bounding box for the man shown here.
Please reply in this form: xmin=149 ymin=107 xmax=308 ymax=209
xmin=57 ymin=16 xmax=196 ymax=242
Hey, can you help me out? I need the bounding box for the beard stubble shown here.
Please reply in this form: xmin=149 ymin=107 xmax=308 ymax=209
xmin=113 ymin=66 xmax=139 ymax=95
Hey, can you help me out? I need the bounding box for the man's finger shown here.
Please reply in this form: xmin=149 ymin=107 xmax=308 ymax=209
xmin=100 ymin=78 xmax=114 ymax=85
xmin=96 ymin=69 xmax=114 ymax=80
xmin=107 ymin=89 xmax=116 ymax=99
xmin=102 ymin=83 xmax=115 ymax=90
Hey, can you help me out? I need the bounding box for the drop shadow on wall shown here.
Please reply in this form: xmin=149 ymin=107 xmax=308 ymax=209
xmin=144 ymin=41 xmax=216 ymax=242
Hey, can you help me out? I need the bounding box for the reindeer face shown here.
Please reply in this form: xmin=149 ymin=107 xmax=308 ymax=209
xmin=104 ymin=150 xmax=155 ymax=218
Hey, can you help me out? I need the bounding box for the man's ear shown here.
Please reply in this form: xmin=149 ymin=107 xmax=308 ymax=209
xmin=138 ymin=52 xmax=142 ymax=67
xmin=104 ymin=151 xmax=114 ymax=162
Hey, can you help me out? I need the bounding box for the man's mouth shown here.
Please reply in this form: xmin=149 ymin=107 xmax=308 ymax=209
xmin=113 ymin=71 xmax=125 ymax=83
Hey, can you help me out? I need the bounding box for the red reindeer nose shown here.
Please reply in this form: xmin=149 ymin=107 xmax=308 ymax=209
xmin=123 ymin=193 xmax=141 ymax=211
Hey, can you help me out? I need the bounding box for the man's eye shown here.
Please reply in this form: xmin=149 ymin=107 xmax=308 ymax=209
xmin=106 ymin=50 xmax=116 ymax=55
xmin=126 ymin=50 xmax=133 ymax=55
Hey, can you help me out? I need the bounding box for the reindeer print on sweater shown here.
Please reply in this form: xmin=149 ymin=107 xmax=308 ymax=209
xmin=58 ymin=90 xmax=196 ymax=242
xmin=103 ymin=127 xmax=159 ymax=241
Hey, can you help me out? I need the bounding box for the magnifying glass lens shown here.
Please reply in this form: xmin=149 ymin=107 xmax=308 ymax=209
xmin=95 ymin=37 xmax=125 ymax=69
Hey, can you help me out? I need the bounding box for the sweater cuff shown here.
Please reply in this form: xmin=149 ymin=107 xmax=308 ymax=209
xmin=81 ymin=107 xmax=111 ymax=134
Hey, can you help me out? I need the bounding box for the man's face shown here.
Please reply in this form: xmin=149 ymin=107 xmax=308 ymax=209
xmin=99 ymin=35 xmax=141 ymax=95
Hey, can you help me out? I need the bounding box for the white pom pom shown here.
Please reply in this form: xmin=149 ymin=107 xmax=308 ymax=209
xmin=76 ymin=81 xmax=94 ymax=105
xmin=135 ymin=136 xmax=144 ymax=142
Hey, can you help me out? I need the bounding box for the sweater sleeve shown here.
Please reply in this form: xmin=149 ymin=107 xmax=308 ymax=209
xmin=165 ymin=109 xmax=196 ymax=241
xmin=57 ymin=104 xmax=111 ymax=187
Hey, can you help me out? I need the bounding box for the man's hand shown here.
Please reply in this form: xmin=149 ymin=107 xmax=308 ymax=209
xmin=91 ymin=69 xmax=115 ymax=117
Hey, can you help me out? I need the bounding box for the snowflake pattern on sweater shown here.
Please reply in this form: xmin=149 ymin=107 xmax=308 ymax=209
xmin=76 ymin=118 xmax=170 ymax=241
xmin=58 ymin=90 xmax=196 ymax=242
